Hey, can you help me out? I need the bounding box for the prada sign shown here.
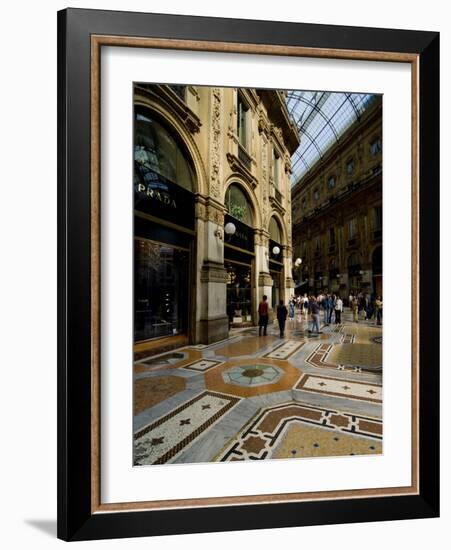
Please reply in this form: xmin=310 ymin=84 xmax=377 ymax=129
xmin=136 ymin=183 xmax=177 ymax=209
xmin=134 ymin=172 xmax=194 ymax=230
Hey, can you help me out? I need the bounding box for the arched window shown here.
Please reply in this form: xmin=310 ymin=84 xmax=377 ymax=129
xmin=134 ymin=107 xmax=195 ymax=192
xmin=225 ymin=184 xmax=253 ymax=226
xmin=269 ymin=217 xmax=283 ymax=244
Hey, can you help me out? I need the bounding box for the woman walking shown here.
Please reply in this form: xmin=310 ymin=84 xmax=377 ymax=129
xmin=375 ymin=296 xmax=383 ymax=325
xmin=334 ymin=295 xmax=343 ymax=324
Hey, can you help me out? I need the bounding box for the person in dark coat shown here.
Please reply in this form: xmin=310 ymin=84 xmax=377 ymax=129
xmin=258 ymin=295 xmax=269 ymax=336
xmin=276 ymin=300 xmax=288 ymax=338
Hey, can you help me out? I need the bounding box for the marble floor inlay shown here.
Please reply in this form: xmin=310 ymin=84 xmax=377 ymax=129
xmin=272 ymin=422 xmax=382 ymax=459
xmin=296 ymin=373 xmax=382 ymax=403
xmin=134 ymin=375 xmax=187 ymax=415
xmin=182 ymin=359 xmax=224 ymax=372
xmin=222 ymin=364 xmax=284 ymax=387
xmin=134 ymin=391 xmax=240 ymax=465
xmin=133 ymin=312 xmax=383 ymax=465
xmin=217 ymin=401 xmax=382 ymax=461
xmin=263 ymin=339 xmax=306 ymax=359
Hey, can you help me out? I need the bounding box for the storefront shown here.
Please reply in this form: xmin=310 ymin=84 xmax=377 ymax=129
xmin=134 ymin=106 xmax=196 ymax=343
xmin=224 ymin=184 xmax=255 ymax=325
xmin=268 ymin=217 xmax=284 ymax=308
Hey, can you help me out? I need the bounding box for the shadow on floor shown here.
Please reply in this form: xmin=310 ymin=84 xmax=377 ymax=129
xmin=25 ymin=519 xmax=57 ymax=538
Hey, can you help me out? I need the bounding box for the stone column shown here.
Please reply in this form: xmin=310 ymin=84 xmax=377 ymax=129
xmin=282 ymin=244 xmax=295 ymax=303
xmin=255 ymin=229 xmax=273 ymax=317
xmin=196 ymin=198 xmax=229 ymax=344
xmin=361 ymin=263 xmax=373 ymax=294
xmin=338 ymin=273 xmax=349 ymax=299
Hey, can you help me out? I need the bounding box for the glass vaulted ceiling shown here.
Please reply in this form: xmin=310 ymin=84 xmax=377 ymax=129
xmin=286 ymin=91 xmax=377 ymax=184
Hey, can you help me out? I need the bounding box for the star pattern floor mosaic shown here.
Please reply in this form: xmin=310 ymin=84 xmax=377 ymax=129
xmin=134 ymin=312 xmax=383 ymax=465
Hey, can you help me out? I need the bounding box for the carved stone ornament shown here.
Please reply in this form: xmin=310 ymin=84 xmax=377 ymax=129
xmin=209 ymin=88 xmax=222 ymax=199
xmin=226 ymin=153 xmax=258 ymax=188
xmin=207 ymin=204 xmax=224 ymax=225
xmin=258 ymin=272 xmax=273 ymax=287
xmin=201 ymin=261 xmax=228 ymax=283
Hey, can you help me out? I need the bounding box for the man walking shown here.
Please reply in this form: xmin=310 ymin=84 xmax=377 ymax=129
xmin=324 ymin=293 xmax=333 ymax=325
xmin=276 ymin=300 xmax=288 ymax=338
xmin=309 ymin=296 xmax=321 ymax=335
xmin=258 ymin=295 xmax=269 ymax=336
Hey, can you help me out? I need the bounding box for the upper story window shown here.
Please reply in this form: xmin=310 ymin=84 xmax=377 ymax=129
xmin=346 ymin=159 xmax=355 ymax=174
xmin=328 ymin=176 xmax=336 ymax=189
xmin=313 ymin=188 xmax=320 ymax=201
xmin=329 ymin=227 xmax=336 ymax=245
xmin=168 ymin=85 xmax=187 ymax=101
xmin=237 ymin=93 xmax=249 ymax=150
xmin=273 ymin=149 xmax=280 ymax=189
xmin=348 ymin=218 xmax=358 ymax=239
xmin=269 ymin=216 xmax=283 ymax=244
xmin=302 ymin=197 xmax=307 ymax=210
xmin=370 ymin=137 xmax=382 ymax=157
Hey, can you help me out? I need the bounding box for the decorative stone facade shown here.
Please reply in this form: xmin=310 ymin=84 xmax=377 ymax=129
xmin=135 ymin=84 xmax=299 ymax=344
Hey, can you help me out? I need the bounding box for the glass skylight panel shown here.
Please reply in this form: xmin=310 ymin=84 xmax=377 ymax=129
xmin=286 ymin=90 xmax=377 ymax=184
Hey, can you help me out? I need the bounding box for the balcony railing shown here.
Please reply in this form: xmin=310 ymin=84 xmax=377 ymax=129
xmin=238 ymin=143 xmax=252 ymax=171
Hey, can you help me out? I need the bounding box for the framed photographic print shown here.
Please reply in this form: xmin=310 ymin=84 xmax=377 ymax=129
xmin=57 ymin=8 xmax=439 ymax=541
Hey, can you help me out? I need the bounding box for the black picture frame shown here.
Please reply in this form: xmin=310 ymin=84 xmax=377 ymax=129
xmin=57 ymin=8 xmax=439 ymax=541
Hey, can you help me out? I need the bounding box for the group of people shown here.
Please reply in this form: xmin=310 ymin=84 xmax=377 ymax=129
xmin=257 ymin=295 xmax=292 ymax=338
xmin=258 ymin=291 xmax=382 ymax=338
xmin=348 ymin=292 xmax=383 ymax=325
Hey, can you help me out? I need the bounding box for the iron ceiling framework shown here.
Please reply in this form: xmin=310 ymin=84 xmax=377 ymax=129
xmin=286 ymin=91 xmax=377 ymax=183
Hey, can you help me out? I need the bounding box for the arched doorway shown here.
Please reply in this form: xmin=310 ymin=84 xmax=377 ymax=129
xmin=134 ymin=106 xmax=197 ymax=343
xmin=372 ymin=246 xmax=382 ymax=297
xmin=224 ymin=184 xmax=255 ymax=325
xmin=268 ymin=216 xmax=284 ymax=309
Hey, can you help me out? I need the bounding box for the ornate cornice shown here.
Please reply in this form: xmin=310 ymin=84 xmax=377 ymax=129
xmin=226 ymin=153 xmax=258 ymax=189
xmin=269 ymin=194 xmax=286 ymax=216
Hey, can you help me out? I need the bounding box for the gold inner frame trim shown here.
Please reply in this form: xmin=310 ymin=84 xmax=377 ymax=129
xmin=90 ymin=34 xmax=420 ymax=514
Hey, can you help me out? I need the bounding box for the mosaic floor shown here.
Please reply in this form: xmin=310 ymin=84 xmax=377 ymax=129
xmin=134 ymin=311 xmax=383 ymax=465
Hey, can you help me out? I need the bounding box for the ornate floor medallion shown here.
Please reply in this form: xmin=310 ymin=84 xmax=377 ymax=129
xmin=222 ymin=364 xmax=284 ymax=387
